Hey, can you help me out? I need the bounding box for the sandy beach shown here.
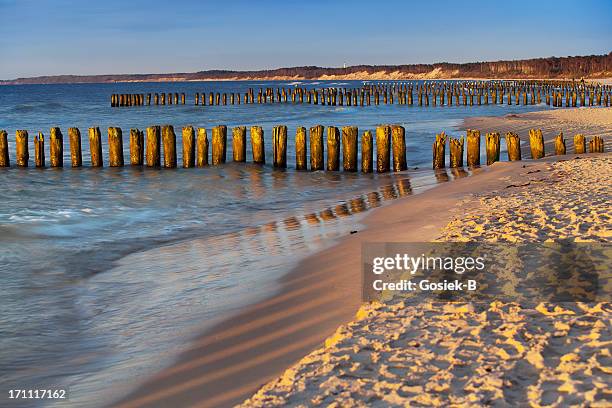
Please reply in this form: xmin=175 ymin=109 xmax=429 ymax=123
xmin=114 ymin=107 xmax=610 ymax=408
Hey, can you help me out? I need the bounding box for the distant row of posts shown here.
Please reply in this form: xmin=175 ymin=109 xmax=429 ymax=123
xmin=0 ymin=126 xmax=605 ymax=170
xmin=111 ymin=80 xmax=612 ymax=108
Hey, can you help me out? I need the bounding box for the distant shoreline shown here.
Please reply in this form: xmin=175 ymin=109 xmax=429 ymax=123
xmin=1 ymin=52 xmax=610 ymax=85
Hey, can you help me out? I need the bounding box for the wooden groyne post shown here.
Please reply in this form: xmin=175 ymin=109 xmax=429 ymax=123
xmin=361 ymin=130 xmax=373 ymax=173
xmin=295 ymin=127 xmax=307 ymax=170
xmin=485 ymin=132 xmax=500 ymax=165
xmin=50 ymin=127 xmax=63 ymax=167
xmin=89 ymin=127 xmax=103 ymax=167
xmin=326 ymin=126 xmax=340 ymax=171
xmin=310 ymin=125 xmax=324 ymax=170
xmin=449 ymin=136 xmax=464 ymax=168
xmin=505 ymin=132 xmax=521 ymax=161
xmin=391 ymin=125 xmax=407 ymax=172
xmin=529 ymin=128 xmax=544 ymax=159
xmin=341 ymin=126 xmax=358 ymax=172
xmin=35 ymin=132 xmax=45 ymax=167
xmin=589 ymin=136 xmax=604 ymax=153
xmin=0 ymin=130 xmax=9 ymax=167
xmin=272 ymin=125 xmax=287 ymax=168
xmin=376 ymin=125 xmax=391 ymax=173
xmin=432 ymin=132 xmax=446 ymax=169
xmin=466 ymin=129 xmax=480 ymax=167
xmin=212 ymin=125 xmax=227 ymax=165
xmin=130 ymin=128 xmax=144 ymax=165
xmin=146 ymin=126 xmax=161 ymax=167
xmin=68 ymin=128 xmax=82 ymax=167
xmin=15 ymin=130 xmax=29 ymax=167
xmin=182 ymin=126 xmax=195 ymax=168
xmin=554 ymin=132 xmax=566 ymax=155
xmin=251 ymin=126 xmax=265 ymax=164
xmin=162 ymin=125 xmax=177 ymax=168
xmin=574 ymin=134 xmax=586 ymax=154
xmin=197 ymin=128 xmax=209 ymax=167
xmin=232 ymin=126 xmax=246 ymax=162
xmin=108 ymin=127 xmax=124 ymax=167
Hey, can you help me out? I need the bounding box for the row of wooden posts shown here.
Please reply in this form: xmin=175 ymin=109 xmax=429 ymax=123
xmin=111 ymin=80 xmax=612 ymax=108
xmin=432 ymin=130 xmax=605 ymax=169
xmin=0 ymin=126 xmax=605 ymax=171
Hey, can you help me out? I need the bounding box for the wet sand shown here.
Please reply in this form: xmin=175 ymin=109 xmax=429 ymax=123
xmin=115 ymin=108 xmax=610 ymax=408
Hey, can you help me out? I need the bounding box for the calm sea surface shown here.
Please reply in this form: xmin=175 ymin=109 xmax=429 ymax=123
xmin=0 ymin=80 xmax=554 ymax=407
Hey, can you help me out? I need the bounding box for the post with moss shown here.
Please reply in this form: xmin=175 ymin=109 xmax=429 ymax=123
xmin=376 ymin=125 xmax=391 ymax=173
xmin=309 ymin=125 xmax=324 ymax=170
xmin=295 ymin=127 xmax=307 ymax=170
xmin=485 ymin=132 xmax=500 ymax=165
xmin=88 ymin=127 xmax=103 ymax=167
xmin=391 ymin=125 xmax=407 ymax=172
xmin=67 ymin=128 xmax=82 ymax=167
xmin=505 ymin=132 xmax=521 ymax=161
xmin=574 ymin=134 xmax=586 ymax=154
xmin=449 ymin=136 xmax=464 ymax=168
xmin=196 ymin=128 xmax=209 ymax=167
xmin=272 ymin=125 xmax=288 ymax=168
xmin=50 ymin=127 xmax=64 ymax=167
xmin=161 ymin=125 xmax=177 ymax=168
xmin=529 ymin=129 xmax=544 ymax=159
xmin=0 ymin=130 xmax=9 ymax=167
xmin=554 ymin=132 xmax=566 ymax=155
xmin=361 ymin=130 xmax=373 ymax=173
xmin=15 ymin=130 xmax=29 ymax=167
xmin=251 ymin=126 xmax=265 ymax=164
xmin=232 ymin=126 xmax=246 ymax=162
xmin=108 ymin=127 xmax=124 ymax=167
xmin=181 ymin=126 xmax=195 ymax=168
xmin=129 ymin=128 xmax=144 ymax=165
xmin=342 ymin=126 xmax=358 ymax=172
xmin=466 ymin=129 xmax=481 ymax=167
xmin=145 ymin=126 xmax=161 ymax=167
xmin=326 ymin=126 xmax=340 ymax=171
xmin=34 ymin=132 xmax=45 ymax=167
xmin=432 ymin=132 xmax=447 ymax=169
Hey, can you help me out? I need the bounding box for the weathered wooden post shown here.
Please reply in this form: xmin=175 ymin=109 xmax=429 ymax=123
xmin=295 ymin=127 xmax=307 ymax=170
xmin=161 ymin=125 xmax=177 ymax=168
xmin=485 ymin=132 xmax=500 ymax=165
xmin=341 ymin=126 xmax=358 ymax=172
xmin=505 ymin=132 xmax=522 ymax=161
xmin=251 ymin=126 xmax=265 ymax=164
xmin=361 ymin=130 xmax=373 ymax=173
xmin=50 ymin=127 xmax=64 ymax=167
xmin=211 ymin=125 xmax=227 ymax=165
xmin=145 ymin=126 xmax=161 ymax=167
xmin=589 ymin=136 xmax=604 ymax=153
xmin=195 ymin=128 xmax=209 ymax=167
xmin=129 ymin=128 xmax=144 ymax=165
xmin=68 ymin=127 xmax=82 ymax=167
xmin=466 ymin=129 xmax=481 ymax=167
xmin=232 ymin=126 xmax=246 ymax=162
xmin=432 ymin=132 xmax=447 ymax=169
xmin=88 ymin=127 xmax=103 ymax=167
xmin=376 ymin=125 xmax=391 ymax=172
xmin=0 ymin=130 xmax=9 ymax=167
xmin=108 ymin=127 xmax=124 ymax=167
xmin=529 ymin=128 xmax=544 ymax=159
xmin=554 ymin=132 xmax=566 ymax=155
xmin=326 ymin=126 xmax=340 ymax=171
xmin=574 ymin=134 xmax=586 ymax=154
xmin=449 ymin=136 xmax=464 ymax=168
xmin=178 ymin=126 xmax=195 ymax=168
xmin=272 ymin=125 xmax=288 ymax=168
xmin=391 ymin=125 xmax=407 ymax=172
xmin=181 ymin=93 xmax=186 ymax=105
xmin=16 ymin=130 xmax=29 ymax=167
xmin=34 ymin=132 xmax=45 ymax=167
xmin=310 ymin=125 xmax=324 ymax=170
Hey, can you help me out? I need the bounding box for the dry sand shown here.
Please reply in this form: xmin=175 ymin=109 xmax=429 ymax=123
xmin=115 ymin=107 xmax=610 ymax=408
xmin=241 ymin=155 xmax=611 ymax=407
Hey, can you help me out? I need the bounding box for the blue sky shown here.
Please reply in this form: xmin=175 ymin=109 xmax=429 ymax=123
xmin=0 ymin=0 xmax=610 ymax=79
